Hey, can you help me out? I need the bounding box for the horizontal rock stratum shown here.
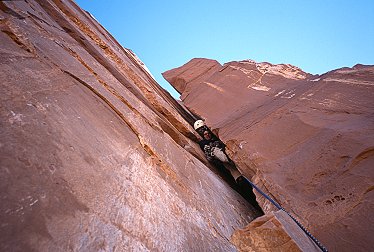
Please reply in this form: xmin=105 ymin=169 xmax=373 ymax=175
xmin=163 ymin=58 xmax=374 ymax=251
xmin=0 ymin=1 xmax=262 ymax=251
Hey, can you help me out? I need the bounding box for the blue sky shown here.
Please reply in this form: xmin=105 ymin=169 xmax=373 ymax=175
xmin=75 ymin=0 xmax=374 ymax=98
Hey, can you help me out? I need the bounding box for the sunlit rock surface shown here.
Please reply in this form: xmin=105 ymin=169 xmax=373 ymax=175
xmin=0 ymin=1 xmax=260 ymax=251
xmin=164 ymin=58 xmax=374 ymax=251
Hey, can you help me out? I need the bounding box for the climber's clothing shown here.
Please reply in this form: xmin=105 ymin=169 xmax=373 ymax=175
xmin=198 ymin=131 xmax=242 ymax=180
xmin=211 ymin=147 xmax=229 ymax=162
xmin=198 ymin=131 xmax=225 ymax=161
xmin=194 ymin=121 xmax=262 ymax=215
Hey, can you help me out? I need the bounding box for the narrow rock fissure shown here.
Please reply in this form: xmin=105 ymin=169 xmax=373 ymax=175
xmin=212 ymin=160 xmax=264 ymax=217
xmin=168 ymin=103 xmax=265 ymax=218
xmin=191 ymin=124 xmax=265 ymax=218
xmin=2 ymin=0 xmax=373 ymax=251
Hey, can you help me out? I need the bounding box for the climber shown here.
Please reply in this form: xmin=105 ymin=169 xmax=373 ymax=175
xmin=194 ymin=120 xmax=264 ymax=213
xmin=194 ymin=120 xmax=242 ymax=181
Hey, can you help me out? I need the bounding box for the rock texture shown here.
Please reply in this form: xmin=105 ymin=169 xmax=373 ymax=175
xmin=164 ymin=58 xmax=374 ymax=251
xmin=231 ymin=210 xmax=321 ymax=252
xmin=0 ymin=1 xmax=260 ymax=251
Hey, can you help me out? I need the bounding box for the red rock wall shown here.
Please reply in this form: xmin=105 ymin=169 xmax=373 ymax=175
xmin=231 ymin=210 xmax=321 ymax=252
xmin=0 ymin=1 xmax=260 ymax=251
xmin=164 ymin=59 xmax=374 ymax=251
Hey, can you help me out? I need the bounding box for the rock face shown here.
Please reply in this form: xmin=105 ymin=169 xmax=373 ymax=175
xmin=164 ymin=59 xmax=374 ymax=251
xmin=0 ymin=1 xmax=260 ymax=251
xmin=231 ymin=210 xmax=321 ymax=252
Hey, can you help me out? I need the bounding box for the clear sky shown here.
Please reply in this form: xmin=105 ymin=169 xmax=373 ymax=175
xmin=75 ymin=0 xmax=374 ymax=98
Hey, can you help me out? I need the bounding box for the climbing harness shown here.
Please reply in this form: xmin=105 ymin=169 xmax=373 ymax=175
xmin=242 ymin=176 xmax=328 ymax=252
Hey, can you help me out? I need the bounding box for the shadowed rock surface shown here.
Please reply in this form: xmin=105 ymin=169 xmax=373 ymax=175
xmin=164 ymin=59 xmax=374 ymax=251
xmin=0 ymin=1 xmax=261 ymax=251
xmin=231 ymin=210 xmax=321 ymax=252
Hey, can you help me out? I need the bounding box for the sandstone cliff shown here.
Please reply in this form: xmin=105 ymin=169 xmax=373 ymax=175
xmin=2 ymin=0 xmax=373 ymax=251
xmin=163 ymin=58 xmax=374 ymax=251
xmin=0 ymin=1 xmax=262 ymax=251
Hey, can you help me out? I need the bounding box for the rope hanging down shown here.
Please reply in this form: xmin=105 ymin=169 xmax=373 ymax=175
xmin=243 ymin=176 xmax=328 ymax=252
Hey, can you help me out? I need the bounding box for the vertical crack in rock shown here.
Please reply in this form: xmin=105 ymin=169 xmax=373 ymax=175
xmin=1 ymin=1 xmax=261 ymax=251
xmin=164 ymin=58 xmax=374 ymax=251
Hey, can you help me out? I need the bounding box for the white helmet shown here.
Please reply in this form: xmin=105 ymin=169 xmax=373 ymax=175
xmin=194 ymin=120 xmax=205 ymax=130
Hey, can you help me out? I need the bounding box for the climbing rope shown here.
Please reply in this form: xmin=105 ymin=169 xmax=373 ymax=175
xmin=243 ymin=176 xmax=328 ymax=252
